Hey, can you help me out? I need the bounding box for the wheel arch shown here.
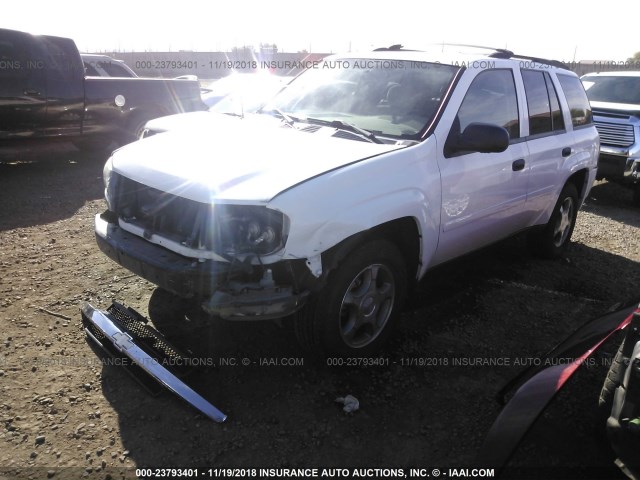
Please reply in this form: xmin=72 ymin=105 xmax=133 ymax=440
xmin=320 ymin=216 xmax=421 ymax=290
xmin=566 ymin=168 xmax=589 ymax=205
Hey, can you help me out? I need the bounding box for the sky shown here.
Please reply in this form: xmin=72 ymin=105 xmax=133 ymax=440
xmin=3 ymin=0 xmax=639 ymax=62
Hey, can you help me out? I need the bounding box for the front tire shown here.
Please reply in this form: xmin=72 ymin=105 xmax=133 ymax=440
xmin=529 ymin=182 xmax=579 ymax=259
xmin=148 ymin=288 xmax=197 ymax=335
xmin=295 ymin=239 xmax=407 ymax=357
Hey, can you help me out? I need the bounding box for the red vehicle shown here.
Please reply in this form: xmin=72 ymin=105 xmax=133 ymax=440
xmin=478 ymin=299 xmax=640 ymax=477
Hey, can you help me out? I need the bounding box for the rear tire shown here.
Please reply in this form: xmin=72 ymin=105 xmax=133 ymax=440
xmin=294 ymin=239 xmax=407 ymax=357
xmin=528 ymin=182 xmax=579 ymax=259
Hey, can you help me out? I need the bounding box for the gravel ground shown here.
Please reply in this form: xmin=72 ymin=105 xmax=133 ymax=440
xmin=0 ymin=143 xmax=638 ymax=480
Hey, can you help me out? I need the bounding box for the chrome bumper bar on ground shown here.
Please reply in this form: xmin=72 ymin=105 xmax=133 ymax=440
xmin=81 ymin=302 xmax=227 ymax=423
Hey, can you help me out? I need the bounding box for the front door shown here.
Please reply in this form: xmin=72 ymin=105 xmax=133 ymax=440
xmin=434 ymin=68 xmax=529 ymax=264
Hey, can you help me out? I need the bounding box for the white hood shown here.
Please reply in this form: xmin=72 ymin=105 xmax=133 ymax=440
xmin=111 ymin=115 xmax=403 ymax=203
xmin=591 ymin=101 xmax=640 ymax=115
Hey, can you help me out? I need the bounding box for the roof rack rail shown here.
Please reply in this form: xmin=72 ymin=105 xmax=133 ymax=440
xmin=496 ymin=53 xmax=567 ymax=69
xmin=371 ymin=43 xmax=568 ymax=69
xmin=435 ymin=43 xmax=568 ymax=69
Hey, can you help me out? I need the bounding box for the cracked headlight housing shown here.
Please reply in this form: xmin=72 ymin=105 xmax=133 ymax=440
xmin=217 ymin=205 xmax=288 ymax=256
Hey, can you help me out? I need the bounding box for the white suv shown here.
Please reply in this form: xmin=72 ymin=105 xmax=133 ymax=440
xmin=94 ymin=46 xmax=599 ymax=356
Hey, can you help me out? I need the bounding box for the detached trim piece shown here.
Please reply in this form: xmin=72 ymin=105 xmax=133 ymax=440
xmin=81 ymin=303 xmax=227 ymax=423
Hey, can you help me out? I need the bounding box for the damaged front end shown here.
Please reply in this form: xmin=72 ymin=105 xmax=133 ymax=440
xmin=97 ymin=171 xmax=314 ymax=320
xmin=201 ymin=268 xmax=310 ymax=320
xmin=81 ymin=301 xmax=227 ymax=423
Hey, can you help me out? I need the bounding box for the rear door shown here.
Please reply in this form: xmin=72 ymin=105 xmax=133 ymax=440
xmin=0 ymin=29 xmax=47 ymax=139
xmin=519 ymin=69 xmax=573 ymax=221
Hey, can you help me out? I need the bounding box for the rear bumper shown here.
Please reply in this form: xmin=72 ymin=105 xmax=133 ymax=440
xmin=81 ymin=302 xmax=227 ymax=422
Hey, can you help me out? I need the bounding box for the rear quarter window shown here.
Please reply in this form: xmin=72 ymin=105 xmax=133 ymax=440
xmin=557 ymin=74 xmax=592 ymax=127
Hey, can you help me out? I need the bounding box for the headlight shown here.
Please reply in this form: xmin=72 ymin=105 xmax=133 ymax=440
xmin=216 ymin=205 xmax=288 ymax=256
xmin=103 ymin=157 xmax=114 ymax=211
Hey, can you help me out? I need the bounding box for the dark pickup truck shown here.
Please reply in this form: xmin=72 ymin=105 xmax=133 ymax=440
xmin=0 ymin=28 xmax=205 ymax=150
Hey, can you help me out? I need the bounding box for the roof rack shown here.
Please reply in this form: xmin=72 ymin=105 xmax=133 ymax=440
xmin=496 ymin=53 xmax=567 ymax=69
xmin=445 ymin=43 xmax=568 ymax=69
xmin=372 ymin=43 xmax=567 ymax=69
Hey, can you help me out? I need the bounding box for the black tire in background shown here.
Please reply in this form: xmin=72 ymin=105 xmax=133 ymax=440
xmin=599 ymin=338 xmax=627 ymax=411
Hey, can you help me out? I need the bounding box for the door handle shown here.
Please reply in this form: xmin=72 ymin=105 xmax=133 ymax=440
xmin=23 ymin=89 xmax=42 ymax=97
xmin=512 ymin=159 xmax=525 ymax=171
xmin=562 ymin=147 xmax=572 ymax=157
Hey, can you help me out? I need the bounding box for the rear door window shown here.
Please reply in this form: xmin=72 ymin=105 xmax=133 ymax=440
xmin=522 ymin=70 xmax=565 ymax=136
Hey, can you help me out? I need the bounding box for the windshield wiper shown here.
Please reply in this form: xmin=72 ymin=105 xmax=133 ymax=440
xmin=255 ymin=105 xmax=298 ymax=127
xmin=270 ymin=108 xmax=297 ymax=127
xmin=303 ymin=117 xmax=382 ymax=144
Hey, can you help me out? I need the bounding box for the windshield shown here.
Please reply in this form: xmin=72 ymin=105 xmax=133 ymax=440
xmin=99 ymin=61 xmax=135 ymax=77
xmin=264 ymin=58 xmax=459 ymax=139
xmin=205 ymin=74 xmax=287 ymax=113
xmin=582 ymin=75 xmax=640 ymax=104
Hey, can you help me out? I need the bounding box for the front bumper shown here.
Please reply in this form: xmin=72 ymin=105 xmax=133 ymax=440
xmin=95 ymin=212 xmax=310 ymax=320
xmin=95 ymin=212 xmax=227 ymax=298
xmin=81 ymin=302 xmax=227 ymax=422
xmin=598 ymin=149 xmax=640 ymax=183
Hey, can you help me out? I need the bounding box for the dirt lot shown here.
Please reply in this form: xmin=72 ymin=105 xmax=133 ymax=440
xmin=0 ymin=144 xmax=639 ymax=480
